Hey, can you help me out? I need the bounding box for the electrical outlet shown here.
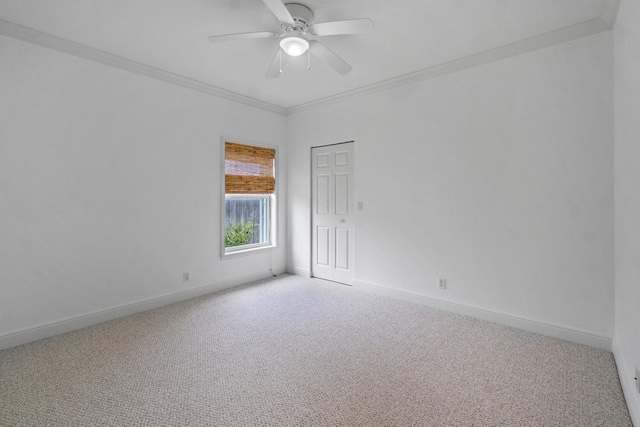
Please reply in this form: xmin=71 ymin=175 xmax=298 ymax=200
xmin=438 ymin=278 xmax=447 ymax=290
xmin=636 ymin=366 xmax=640 ymax=393
xmin=183 ymin=272 xmax=190 ymax=283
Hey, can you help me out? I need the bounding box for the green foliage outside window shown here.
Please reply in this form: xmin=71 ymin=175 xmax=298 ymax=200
xmin=225 ymin=216 xmax=257 ymax=247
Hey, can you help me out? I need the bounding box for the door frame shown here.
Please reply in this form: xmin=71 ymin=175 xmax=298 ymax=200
xmin=310 ymin=141 xmax=355 ymax=284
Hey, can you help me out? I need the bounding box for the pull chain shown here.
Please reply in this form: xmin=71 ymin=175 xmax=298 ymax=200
xmin=307 ymin=49 xmax=311 ymax=70
xmin=279 ymin=50 xmax=283 ymax=74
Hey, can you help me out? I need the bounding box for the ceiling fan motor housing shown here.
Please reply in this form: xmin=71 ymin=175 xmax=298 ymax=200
xmin=284 ymin=3 xmax=313 ymax=32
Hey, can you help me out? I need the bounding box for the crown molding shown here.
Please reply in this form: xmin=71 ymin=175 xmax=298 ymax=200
xmin=0 ymin=19 xmax=286 ymax=116
xmin=601 ymin=0 xmax=622 ymax=28
xmin=286 ymin=16 xmax=612 ymax=115
xmin=1 ymin=0 xmax=619 ymax=118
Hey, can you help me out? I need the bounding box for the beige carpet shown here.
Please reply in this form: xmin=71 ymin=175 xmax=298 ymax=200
xmin=0 ymin=275 xmax=632 ymax=426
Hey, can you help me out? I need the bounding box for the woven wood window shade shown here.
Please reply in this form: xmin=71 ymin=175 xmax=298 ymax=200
xmin=225 ymin=142 xmax=275 ymax=194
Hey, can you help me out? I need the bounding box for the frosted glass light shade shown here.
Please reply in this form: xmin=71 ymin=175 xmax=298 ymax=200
xmin=279 ymin=36 xmax=309 ymax=57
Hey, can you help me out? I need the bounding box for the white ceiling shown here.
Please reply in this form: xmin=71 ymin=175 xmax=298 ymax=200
xmin=0 ymin=0 xmax=619 ymax=112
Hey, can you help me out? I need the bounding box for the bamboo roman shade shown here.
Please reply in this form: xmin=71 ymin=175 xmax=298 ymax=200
xmin=225 ymin=142 xmax=275 ymax=194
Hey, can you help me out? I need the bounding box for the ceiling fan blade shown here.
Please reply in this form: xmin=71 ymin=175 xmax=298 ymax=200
xmin=266 ymin=49 xmax=287 ymax=78
xmin=208 ymin=31 xmax=278 ymax=43
xmin=312 ymin=19 xmax=375 ymax=36
xmin=309 ymin=41 xmax=353 ymax=75
xmin=262 ymin=0 xmax=295 ymax=25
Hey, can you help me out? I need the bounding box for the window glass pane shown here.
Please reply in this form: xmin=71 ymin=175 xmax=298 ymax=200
xmin=225 ymin=196 xmax=270 ymax=249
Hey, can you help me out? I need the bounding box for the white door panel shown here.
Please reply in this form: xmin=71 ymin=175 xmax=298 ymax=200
xmin=317 ymin=153 xmax=331 ymax=168
xmin=317 ymin=226 xmax=330 ymax=266
xmin=335 ymin=227 xmax=349 ymax=270
xmin=335 ymin=150 xmax=350 ymax=166
xmin=316 ymin=174 xmax=330 ymax=215
xmin=335 ymin=173 xmax=350 ymax=215
xmin=312 ymin=142 xmax=354 ymax=285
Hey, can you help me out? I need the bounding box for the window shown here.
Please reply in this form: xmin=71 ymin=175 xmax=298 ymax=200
xmin=223 ymin=141 xmax=276 ymax=254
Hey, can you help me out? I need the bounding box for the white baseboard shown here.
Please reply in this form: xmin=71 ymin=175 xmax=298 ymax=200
xmin=0 ymin=271 xmax=276 ymax=351
xmin=613 ymin=338 xmax=640 ymax=427
xmin=353 ymin=280 xmax=612 ymax=351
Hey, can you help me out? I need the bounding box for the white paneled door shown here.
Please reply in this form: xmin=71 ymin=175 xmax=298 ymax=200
xmin=312 ymin=142 xmax=354 ymax=285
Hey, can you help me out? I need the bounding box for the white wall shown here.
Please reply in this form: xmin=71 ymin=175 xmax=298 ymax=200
xmin=288 ymin=33 xmax=614 ymax=339
xmin=0 ymin=35 xmax=287 ymax=341
xmin=614 ymin=0 xmax=640 ymax=422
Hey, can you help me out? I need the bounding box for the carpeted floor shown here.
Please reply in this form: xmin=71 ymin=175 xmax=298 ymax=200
xmin=0 ymin=275 xmax=632 ymax=426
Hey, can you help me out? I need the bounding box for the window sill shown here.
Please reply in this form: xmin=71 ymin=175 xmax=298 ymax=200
xmin=222 ymin=244 xmax=277 ymax=259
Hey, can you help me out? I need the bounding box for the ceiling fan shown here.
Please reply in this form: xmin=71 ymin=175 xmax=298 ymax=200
xmin=208 ymin=0 xmax=375 ymax=77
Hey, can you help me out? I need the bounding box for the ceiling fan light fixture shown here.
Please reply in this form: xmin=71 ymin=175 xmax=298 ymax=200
xmin=279 ymin=36 xmax=309 ymax=56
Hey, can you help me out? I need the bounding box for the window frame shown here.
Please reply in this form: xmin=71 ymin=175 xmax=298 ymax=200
xmin=224 ymin=194 xmax=273 ymax=253
xmin=220 ymin=138 xmax=278 ymax=258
